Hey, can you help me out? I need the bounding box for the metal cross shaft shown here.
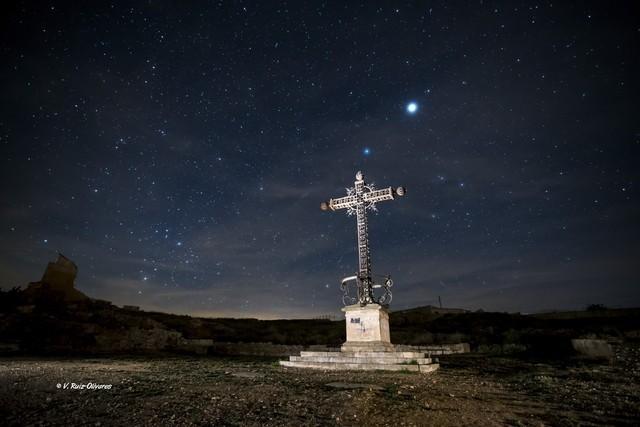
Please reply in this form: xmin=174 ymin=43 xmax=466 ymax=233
xmin=321 ymin=171 xmax=406 ymax=306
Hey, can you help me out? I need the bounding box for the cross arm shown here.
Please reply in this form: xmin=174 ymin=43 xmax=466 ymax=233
xmin=320 ymin=195 xmax=357 ymax=211
xmin=362 ymin=186 xmax=406 ymax=204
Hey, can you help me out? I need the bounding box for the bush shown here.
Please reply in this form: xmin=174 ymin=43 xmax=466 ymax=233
xmin=0 ymin=287 xmax=24 ymax=311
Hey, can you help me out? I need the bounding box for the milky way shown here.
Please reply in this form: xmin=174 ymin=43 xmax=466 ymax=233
xmin=0 ymin=2 xmax=637 ymax=318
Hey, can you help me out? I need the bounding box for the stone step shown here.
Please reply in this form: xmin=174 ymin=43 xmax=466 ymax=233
xmin=280 ymin=360 xmax=439 ymax=373
xmin=299 ymin=351 xmax=342 ymax=357
xmin=299 ymin=351 xmax=425 ymax=358
xmin=291 ymin=356 xmax=433 ymax=365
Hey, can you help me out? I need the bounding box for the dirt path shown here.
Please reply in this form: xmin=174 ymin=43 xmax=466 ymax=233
xmin=1 ymin=347 xmax=638 ymax=426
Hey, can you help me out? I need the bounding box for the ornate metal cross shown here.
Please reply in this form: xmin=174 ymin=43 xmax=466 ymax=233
xmin=321 ymin=171 xmax=406 ymax=306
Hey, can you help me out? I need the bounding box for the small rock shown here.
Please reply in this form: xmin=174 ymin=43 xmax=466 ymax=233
xmin=232 ymin=372 xmax=263 ymax=379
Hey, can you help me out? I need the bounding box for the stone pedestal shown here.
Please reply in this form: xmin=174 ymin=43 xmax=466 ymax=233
xmin=341 ymin=304 xmax=394 ymax=352
xmin=280 ymin=303 xmax=440 ymax=373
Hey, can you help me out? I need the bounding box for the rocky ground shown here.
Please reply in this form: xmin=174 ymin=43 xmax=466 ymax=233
xmin=1 ymin=344 xmax=639 ymax=426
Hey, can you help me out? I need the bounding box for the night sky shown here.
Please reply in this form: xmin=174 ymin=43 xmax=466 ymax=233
xmin=1 ymin=2 xmax=638 ymax=319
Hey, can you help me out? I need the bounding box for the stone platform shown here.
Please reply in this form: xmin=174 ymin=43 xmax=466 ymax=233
xmin=279 ymin=349 xmax=440 ymax=373
xmin=280 ymin=304 xmax=439 ymax=373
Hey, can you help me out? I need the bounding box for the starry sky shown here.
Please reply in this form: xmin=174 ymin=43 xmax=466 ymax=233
xmin=1 ymin=2 xmax=638 ymax=319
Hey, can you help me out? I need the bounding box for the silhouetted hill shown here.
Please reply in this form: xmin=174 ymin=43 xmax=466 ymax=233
xmin=4 ymin=255 xmax=637 ymax=355
xmin=2 ymin=280 xmax=639 ymax=356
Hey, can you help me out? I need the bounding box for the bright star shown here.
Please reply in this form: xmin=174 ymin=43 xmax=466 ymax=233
xmin=363 ymin=147 xmax=371 ymax=156
xmin=406 ymin=102 xmax=418 ymax=114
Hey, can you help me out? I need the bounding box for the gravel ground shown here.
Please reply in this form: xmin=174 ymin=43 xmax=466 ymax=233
xmin=1 ymin=345 xmax=639 ymax=426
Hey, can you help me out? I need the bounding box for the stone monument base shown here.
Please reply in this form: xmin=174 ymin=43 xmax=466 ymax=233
xmin=280 ymin=304 xmax=439 ymax=373
xmin=341 ymin=303 xmax=391 ymax=350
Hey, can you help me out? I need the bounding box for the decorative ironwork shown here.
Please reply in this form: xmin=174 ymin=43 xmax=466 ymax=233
xmin=321 ymin=171 xmax=406 ymax=306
